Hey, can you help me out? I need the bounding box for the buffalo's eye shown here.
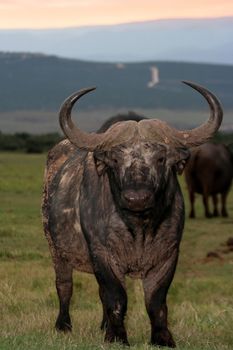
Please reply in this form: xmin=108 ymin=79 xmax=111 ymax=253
xmin=158 ymin=157 xmax=165 ymax=164
xmin=112 ymin=158 xmax=118 ymax=165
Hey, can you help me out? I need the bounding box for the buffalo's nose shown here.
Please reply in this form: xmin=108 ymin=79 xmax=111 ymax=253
xmin=122 ymin=189 xmax=153 ymax=210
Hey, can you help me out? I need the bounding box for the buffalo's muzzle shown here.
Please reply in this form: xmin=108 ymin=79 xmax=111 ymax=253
xmin=122 ymin=189 xmax=154 ymax=211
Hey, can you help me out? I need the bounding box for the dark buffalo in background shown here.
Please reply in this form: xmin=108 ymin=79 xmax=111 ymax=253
xmin=184 ymin=143 xmax=233 ymax=218
xmin=97 ymin=111 xmax=145 ymax=133
xmin=42 ymin=82 xmax=222 ymax=347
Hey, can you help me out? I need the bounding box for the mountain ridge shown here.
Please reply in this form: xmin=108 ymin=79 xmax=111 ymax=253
xmin=2 ymin=15 xmax=233 ymax=31
xmin=0 ymin=17 xmax=232 ymax=64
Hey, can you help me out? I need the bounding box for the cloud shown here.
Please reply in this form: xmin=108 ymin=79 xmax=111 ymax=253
xmin=0 ymin=0 xmax=97 ymax=6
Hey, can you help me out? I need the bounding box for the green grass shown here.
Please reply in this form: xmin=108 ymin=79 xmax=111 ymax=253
xmin=0 ymin=152 xmax=232 ymax=350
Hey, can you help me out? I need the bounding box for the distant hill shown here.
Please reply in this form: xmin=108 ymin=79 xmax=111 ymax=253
xmin=0 ymin=52 xmax=233 ymax=113
xmin=0 ymin=17 xmax=233 ymax=64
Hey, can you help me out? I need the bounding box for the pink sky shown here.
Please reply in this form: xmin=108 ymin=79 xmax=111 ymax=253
xmin=0 ymin=0 xmax=233 ymax=29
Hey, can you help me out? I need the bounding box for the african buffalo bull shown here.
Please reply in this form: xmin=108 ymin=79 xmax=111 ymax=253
xmin=185 ymin=143 xmax=233 ymax=218
xmin=42 ymin=82 xmax=222 ymax=347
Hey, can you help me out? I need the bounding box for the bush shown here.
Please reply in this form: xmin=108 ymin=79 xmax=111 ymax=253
xmin=0 ymin=132 xmax=62 ymax=153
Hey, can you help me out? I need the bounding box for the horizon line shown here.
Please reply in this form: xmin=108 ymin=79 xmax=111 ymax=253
xmin=1 ymin=51 xmax=233 ymax=68
xmin=0 ymin=15 xmax=232 ymax=31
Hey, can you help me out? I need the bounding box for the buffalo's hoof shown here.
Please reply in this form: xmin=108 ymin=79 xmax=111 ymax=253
xmin=105 ymin=329 xmax=129 ymax=346
xmin=105 ymin=336 xmax=130 ymax=346
xmin=55 ymin=315 xmax=72 ymax=332
xmin=151 ymin=329 xmax=176 ymax=348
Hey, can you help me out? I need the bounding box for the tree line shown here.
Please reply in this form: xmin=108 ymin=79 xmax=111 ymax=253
xmin=0 ymin=132 xmax=62 ymax=153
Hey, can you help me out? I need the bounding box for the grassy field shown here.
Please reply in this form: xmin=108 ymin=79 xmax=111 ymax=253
xmin=0 ymin=152 xmax=232 ymax=350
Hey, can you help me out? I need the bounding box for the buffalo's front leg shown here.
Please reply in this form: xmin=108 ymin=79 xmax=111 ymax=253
xmin=99 ymin=286 xmax=107 ymax=330
xmin=93 ymin=258 xmax=129 ymax=345
xmin=55 ymin=260 xmax=73 ymax=332
xmin=143 ymin=269 xmax=176 ymax=347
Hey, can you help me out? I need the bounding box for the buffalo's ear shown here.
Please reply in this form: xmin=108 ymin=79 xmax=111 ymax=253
xmin=93 ymin=150 xmax=109 ymax=176
xmin=174 ymin=148 xmax=190 ymax=175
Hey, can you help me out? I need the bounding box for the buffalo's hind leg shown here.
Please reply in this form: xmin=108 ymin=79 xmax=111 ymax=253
xmin=221 ymin=192 xmax=228 ymax=217
xmin=188 ymin=189 xmax=196 ymax=218
xmin=93 ymin=258 xmax=129 ymax=345
xmin=143 ymin=268 xmax=176 ymax=347
xmin=212 ymin=194 xmax=219 ymax=217
xmin=55 ymin=259 xmax=73 ymax=332
xmin=203 ymin=188 xmax=212 ymax=218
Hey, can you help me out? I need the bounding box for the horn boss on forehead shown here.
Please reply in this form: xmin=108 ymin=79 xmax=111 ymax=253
xmin=59 ymin=82 xmax=223 ymax=150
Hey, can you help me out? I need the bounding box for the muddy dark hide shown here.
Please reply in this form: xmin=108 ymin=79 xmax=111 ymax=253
xmin=185 ymin=143 xmax=233 ymax=218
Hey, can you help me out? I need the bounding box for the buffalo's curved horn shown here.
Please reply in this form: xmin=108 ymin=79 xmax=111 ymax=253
xmin=176 ymin=81 xmax=223 ymax=147
xmin=59 ymin=87 xmax=138 ymax=150
xmin=59 ymin=87 xmax=107 ymax=150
